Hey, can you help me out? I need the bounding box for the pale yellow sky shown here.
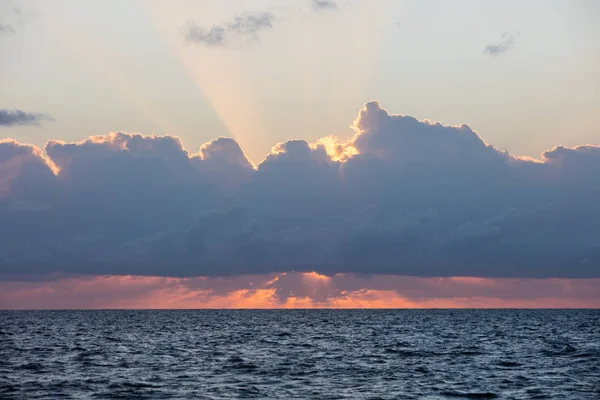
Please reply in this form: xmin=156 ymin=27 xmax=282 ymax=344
xmin=1 ymin=0 xmax=599 ymax=163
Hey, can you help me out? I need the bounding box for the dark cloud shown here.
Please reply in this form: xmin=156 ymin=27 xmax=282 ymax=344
xmin=184 ymin=12 xmax=275 ymax=47
xmin=311 ymin=0 xmax=338 ymax=10
xmin=1 ymin=102 xmax=600 ymax=278
xmin=227 ymin=13 xmax=275 ymax=36
xmin=484 ymin=32 xmax=517 ymax=56
xmin=0 ymin=139 xmax=58 ymax=201
xmin=196 ymin=137 xmax=254 ymax=188
xmin=0 ymin=109 xmax=54 ymax=127
xmin=184 ymin=24 xmax=226 ymax=46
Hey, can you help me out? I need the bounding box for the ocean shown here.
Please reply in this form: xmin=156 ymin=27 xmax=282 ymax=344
xmin=1 ymin=310 xmax=598 ymax=399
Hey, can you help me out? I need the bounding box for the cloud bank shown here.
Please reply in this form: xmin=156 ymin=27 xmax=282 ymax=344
xmin=0 ymin=109 xmax=54 ymax=127
xmin=1 ymin=101 xmax=600 ymax=278
xmin=2 ymin=273 xmax=599 ymax=309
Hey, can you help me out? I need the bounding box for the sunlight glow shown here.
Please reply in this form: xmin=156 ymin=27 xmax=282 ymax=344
xmin=2 ymin=274 xmax=599 ymax=309
xmin=141 ymin=2 xmax=268 ymax=164
xmin=311 ymin=135 xmax=358 ymax=162
xmin=139 ymin=0 xmax=394 ymax=164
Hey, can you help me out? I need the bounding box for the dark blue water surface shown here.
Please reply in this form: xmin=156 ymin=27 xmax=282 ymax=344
xmin=1 ymin=310 xmax=599 ymax=399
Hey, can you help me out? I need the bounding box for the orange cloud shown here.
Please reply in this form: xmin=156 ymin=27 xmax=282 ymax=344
xmin=1 ymin=273 xmax=599 ymax=309
xmin=310 ymin=136 xmax=358 ymax=162
xmin=302 ymin=271 xmax=332 ymax=284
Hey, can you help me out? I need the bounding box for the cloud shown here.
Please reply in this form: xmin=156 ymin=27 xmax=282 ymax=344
xmin=1 ymin=101 xmax=600 ymax=278
xmin=0 ymin=139 xmax=58 ymax=200
xmin=0 ymin=109 xmax=54 ymax=127
xmin=227 ymin=12 xmax=275 ymax=36
xmin=184 ymin=12 xmax=275 ymax=47
xmin=311 ymin=0 xmax=338 ymax=11
xmin=543 ymin=145 xmax=600 ymax=172
xmin=0 ymin=22 xmax=14 ymax=34
xmin=1 ymin=273 xmax=599 ymax=309
xmin=184 ymin=24 xmax=226 ymax=46
xmin=484 ymin=32 xmax=517 ymax=56
xmin=196 ymin=137 xmax=254 ymax=188
xmin=0 ymin=7 xmax=30 ymax=35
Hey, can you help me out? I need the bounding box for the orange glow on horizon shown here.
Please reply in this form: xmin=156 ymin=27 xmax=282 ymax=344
xmin=1 ymin=273 xmax=599 ymax=310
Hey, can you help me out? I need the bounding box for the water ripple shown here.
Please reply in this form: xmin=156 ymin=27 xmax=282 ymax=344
xmin=0 ymin=309 xmax=599 ymax=399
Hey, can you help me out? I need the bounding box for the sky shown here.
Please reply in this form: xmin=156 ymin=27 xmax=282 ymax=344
xmin=1 ymin=0 xmax=600 ymax=308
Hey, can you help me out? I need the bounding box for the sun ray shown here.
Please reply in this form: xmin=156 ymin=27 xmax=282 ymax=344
xmin=42 ymin=10 xmax=181 ymax=136
xmin=140 ymin=0 xmax=271 ymax=164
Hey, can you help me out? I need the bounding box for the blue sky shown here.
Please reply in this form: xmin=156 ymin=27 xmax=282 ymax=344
xmin=2 ymin=0 xmax=599 ymax=164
